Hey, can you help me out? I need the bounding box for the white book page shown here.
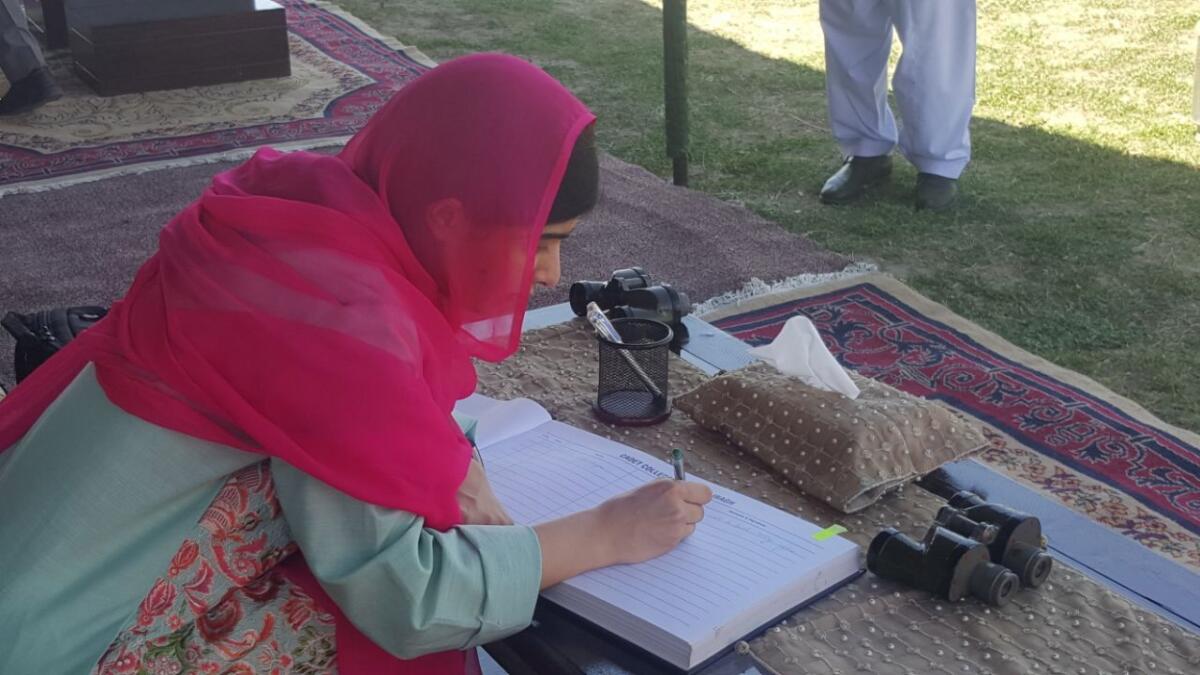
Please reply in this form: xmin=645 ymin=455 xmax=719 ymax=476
xmin=454 ymin=394 xmax=553 ymax=450
xmin=481 ymin=420 xmax=858 ymax=646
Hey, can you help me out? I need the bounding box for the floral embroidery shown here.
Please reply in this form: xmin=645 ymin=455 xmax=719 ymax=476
xmin=183 ymin=561 xmax=215 ymax=615
xmin=196 ymin=593 xmax=244 ymax=643
xmin=135 ymin=579 xmax=178 ymax=630
xmin=243 ymin=572 xmax=285 ymax=604
xmin=91 ymin=462 xmax=337 ymax=674
xmin=213 ymin=532 xmax=272 ymax=586
xmin=144 ymin=653 xmax=182 ymax=675
xmin=103 ymin=647 xmax=139 ymax=674
xmin=282 ymin=596 xmax=314 ymax=632
xmin=168 ymin=541 xmax=199 ymax=578
xmin=293 ymin=625 xmax=338 ymax=675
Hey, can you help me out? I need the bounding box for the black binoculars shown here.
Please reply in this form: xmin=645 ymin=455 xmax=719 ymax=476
xmin=569 ymin=267 xmax=691 ymax=350
xmin=867 ymin=491 xmax=1053 ymax=607
xmin=937 ymin=491 xmax=1053 ymax=588
xmin=868 ymin=526 xmax=1019 ymax=607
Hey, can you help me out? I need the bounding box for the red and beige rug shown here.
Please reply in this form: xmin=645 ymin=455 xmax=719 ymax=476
xmin=705 ymin=274 xmax=1200 ymax=572
xmin=0 ymin=0 xmax=433 ymax=196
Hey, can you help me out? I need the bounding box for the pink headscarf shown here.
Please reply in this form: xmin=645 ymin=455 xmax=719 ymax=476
xmin=0 ymin=53 xmax=596 ymax=673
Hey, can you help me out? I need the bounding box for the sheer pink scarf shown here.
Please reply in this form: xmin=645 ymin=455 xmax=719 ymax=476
xmin=0 ymin=53 xmax=596 ymax=674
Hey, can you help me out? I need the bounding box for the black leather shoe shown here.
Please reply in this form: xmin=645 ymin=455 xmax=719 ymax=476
xmin=819 ymin=155 xmax=893 ymax=205
xmin=915 ymin=173 xmax=959 ymax=211
xmin=0 ymin=68 xmax=63 ymax=116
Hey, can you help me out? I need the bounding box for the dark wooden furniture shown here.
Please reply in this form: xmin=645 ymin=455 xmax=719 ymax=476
xmin=68 ymin=0 xmax=290 ymax=96
xmin=22 ymin=0 xmax=68 ymax=50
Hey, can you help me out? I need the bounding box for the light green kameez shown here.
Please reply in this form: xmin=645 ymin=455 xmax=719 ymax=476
xmin=0 ymin=364 xmax=541 ymax=673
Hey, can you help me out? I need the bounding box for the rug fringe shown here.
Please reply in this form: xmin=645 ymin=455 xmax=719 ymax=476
xmin=694 ymin=262 xmax=878 ymax=318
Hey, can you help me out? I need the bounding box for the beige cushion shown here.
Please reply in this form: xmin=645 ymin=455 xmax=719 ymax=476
xmin=675 ymin=362 xmax=988 ymax=513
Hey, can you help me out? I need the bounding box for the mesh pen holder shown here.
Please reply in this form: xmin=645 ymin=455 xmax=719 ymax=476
xmin=594 ymin=318 xmax=672 ymax=426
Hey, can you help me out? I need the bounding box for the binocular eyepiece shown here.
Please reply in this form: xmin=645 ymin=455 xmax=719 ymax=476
xmin=867 ymin=491 xmax=1053 ymax=606
xmin=868 ymin=526 xmax=1019 ymax=607
xmin=570 ymin=268 xmax=691 ymax=350
xmin=940 ymin=491 xmax=1054 ymax=588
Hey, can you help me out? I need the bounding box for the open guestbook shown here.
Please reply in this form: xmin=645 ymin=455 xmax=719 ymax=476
xmin=454 ymin=395 xmax=862 ymax=672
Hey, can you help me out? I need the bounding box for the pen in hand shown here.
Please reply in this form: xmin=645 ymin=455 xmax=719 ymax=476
xmin=672 ymin=448 xmax=686 ymax=481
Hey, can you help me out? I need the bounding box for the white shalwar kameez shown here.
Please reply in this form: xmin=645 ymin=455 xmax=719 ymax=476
xmin=819 ymin=0 xmax=977 ymax=179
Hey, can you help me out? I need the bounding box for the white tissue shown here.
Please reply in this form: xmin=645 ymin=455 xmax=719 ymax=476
xmin=747 ymin=316 xmax=861 ymax=399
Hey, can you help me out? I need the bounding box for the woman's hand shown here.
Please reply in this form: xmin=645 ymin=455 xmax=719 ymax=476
xmin=533 ymin=479 xmax=713 ymax=588
xmin=594 ymin=480 xmax=713 ymax=565
xmin=456 ymin=458 xmax=513 ymax=525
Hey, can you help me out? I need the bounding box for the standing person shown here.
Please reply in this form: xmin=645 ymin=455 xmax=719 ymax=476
xmin=817 ymin=0 xmax=976 ymax=210
xmin=0 ymin=54 xmax=712 ymax=674
xmin=0 ymin=0 xmax=61 ymax=115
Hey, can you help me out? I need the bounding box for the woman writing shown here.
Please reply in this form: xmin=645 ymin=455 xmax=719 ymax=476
xmin=0 ymin=54 xmax=711 ymax=674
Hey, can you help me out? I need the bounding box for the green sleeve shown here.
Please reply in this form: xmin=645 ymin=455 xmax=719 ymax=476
xmin=271 ymin=458 xmax=541 ymax=659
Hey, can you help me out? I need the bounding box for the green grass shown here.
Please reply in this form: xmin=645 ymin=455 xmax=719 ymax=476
xmin=341 ymin=0 xmax=1200 ymax=432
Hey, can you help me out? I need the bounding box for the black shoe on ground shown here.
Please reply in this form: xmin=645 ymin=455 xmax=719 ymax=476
xmin=915 ymin=173 xmax=959 ymax=211
xmin=819 ymin=155 xmax=893 ymax=205
xmin=0 ymin=68 xmax=63 ymax=116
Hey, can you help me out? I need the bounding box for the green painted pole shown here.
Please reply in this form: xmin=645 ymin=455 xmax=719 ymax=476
xmin=663 ymin=0 xmax=689 ymax=186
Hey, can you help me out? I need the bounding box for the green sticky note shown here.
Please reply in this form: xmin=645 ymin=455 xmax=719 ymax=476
xmin=812 ymin=524 xmax=848 ymax=541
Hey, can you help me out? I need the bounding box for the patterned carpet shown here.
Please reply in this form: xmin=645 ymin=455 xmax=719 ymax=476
xmin=705 ymin=274 xmax=1200 ymax=572
xmin=0 ymin=0 xmax=432 ymax=195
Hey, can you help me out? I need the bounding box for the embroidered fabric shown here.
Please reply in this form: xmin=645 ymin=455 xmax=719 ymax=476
xmin=91 ymin=462 xmax=338 ymax=675
xmin=676 ymin=362 xmax=988 ymax=513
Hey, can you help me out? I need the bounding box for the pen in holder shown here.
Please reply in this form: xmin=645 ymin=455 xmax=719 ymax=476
xmin=590 ymin=309 xmax=672 ymax=426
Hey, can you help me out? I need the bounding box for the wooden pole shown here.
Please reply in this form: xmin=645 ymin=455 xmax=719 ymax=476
xmin=1193 ymin=20 xmax=1199 ymax=141
xmin=663 ymin=0 xmax=689 ymax=186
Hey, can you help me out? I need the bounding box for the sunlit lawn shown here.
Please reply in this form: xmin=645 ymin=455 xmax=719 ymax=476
xmin=345 ymin=0 xmax=1200 ymax=431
